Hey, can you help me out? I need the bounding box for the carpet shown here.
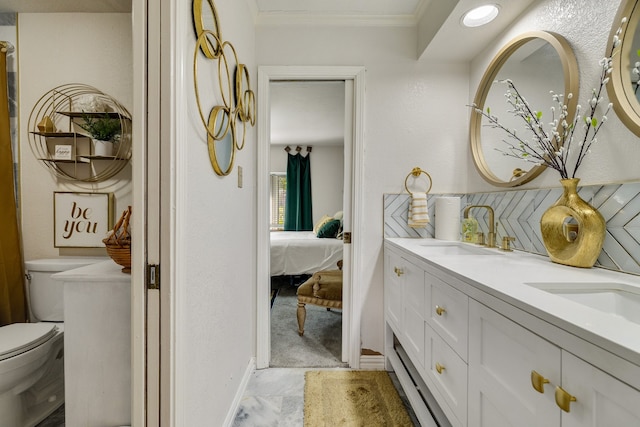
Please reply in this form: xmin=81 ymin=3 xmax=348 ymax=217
xmin=270 ymin=284 xmax=345 ymax=368
xmin=304 ymin=370 xmax=414 ymax=426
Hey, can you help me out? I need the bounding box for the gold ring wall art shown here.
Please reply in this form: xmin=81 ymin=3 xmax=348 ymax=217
xmin=470 ymin=31 xmax=579 ymax=187
xmin=192 ymin=0 xmax=256 ymax=176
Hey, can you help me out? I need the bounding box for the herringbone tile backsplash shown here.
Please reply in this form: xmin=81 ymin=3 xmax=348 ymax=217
xmin=384 ymin=182 xmax=640 ymax=275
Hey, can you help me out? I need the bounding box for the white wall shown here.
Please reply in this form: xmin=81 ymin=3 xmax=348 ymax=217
xmin=257 ymin=25 xmax=469 ymax=353
xmin=468 ymin=0 xmax=640 ymax=192
xmin=175 ymin=0 xmax=256 ymax=424
xmin=270 ymin=145 xmax=344 ymax=224
xmin=18 ymin=13 xmax=132 ymax=261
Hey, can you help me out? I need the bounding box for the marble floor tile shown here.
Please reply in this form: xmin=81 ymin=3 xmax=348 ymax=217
xmin=232 ymin=367 xmax=419 ymax=426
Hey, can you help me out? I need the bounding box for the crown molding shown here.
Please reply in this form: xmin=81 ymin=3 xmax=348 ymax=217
xmin=255 ymin=13 xmax=417 ymax=27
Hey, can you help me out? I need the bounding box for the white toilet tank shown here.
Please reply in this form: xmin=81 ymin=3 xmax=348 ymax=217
xmin=25 ymin=257 xmax=107 ymax=322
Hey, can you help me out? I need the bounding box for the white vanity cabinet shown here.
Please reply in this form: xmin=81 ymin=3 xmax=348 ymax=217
xmin=384 ymin=240 xmax=640 ymax=427
xmin=560 ymin=351 xmax=640 ymax=426
xmin=468 ymin=300 xmax=561 ymax=427
xmin=468 ymin=300 xmax=640 ymax=427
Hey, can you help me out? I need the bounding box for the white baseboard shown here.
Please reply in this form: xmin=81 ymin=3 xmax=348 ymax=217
xmin=359 ymin=354 xmax=385 ymax=370
xmin=223 ymin=357 xmax=256 ymax=427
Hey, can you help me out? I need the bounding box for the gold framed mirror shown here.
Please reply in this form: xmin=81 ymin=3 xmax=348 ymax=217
xmin=207 ymin=106 xmax=235 ymax=176
xmin=193 ymin=0 xmax=222 ymax=59
xmin=607 ymin=0 xmax=640 ymax=137
xmin=470 ymin=31 xmax=579 ymax=187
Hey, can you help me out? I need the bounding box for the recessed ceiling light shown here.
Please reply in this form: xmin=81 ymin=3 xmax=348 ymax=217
xmin=462 ymin=4 xmax=499 ymax=28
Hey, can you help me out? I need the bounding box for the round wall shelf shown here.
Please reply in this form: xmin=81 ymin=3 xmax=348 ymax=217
xmin=28 ymin=84 xmax=132 ymax=182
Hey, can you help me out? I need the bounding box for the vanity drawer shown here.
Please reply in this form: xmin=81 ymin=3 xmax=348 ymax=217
xmin=425 ymin=270 xmax=469 ymax=361
xmin=425 ymin=325 xmax=468 ymax=427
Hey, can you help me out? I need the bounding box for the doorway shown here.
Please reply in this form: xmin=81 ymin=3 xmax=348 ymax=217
xmin=268 ymin=80 xmax=346 ymax=367
xmin=256 ymin=66 xmax=365 ymax=369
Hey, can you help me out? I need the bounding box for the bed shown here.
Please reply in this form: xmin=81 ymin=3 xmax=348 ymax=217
xmin=270 ymin=231 xmax=343 ymax=276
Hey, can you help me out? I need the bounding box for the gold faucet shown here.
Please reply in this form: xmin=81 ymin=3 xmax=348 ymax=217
xmin=463 ymin=205 xmax=497 ymax=248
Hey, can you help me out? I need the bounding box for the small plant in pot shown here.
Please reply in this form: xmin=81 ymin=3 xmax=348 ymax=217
xmin=78 ymin=112 xmax=121 ymax=156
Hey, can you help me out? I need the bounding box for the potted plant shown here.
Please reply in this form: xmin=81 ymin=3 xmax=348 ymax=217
xmin=78 ymin=112 xmax=121 ymax=156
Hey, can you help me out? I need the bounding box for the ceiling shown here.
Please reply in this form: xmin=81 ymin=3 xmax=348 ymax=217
xmin=251 ymin=0 xmax=537 ymax=61
xmin=0 ymin=0 xmax=131 ymax=13
xmin=251 ymin=0 xmax=425 ymax=26
xmin=270 ymin=81 xmax=345 ymax=147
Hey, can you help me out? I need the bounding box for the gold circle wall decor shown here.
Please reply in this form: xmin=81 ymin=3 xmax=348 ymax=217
xmin=192 ymin=0 xmax=255 ymax=177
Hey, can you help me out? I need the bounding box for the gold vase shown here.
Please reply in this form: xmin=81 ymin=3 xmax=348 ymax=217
xmin=540 ymin=178 xmax=605 ymax=268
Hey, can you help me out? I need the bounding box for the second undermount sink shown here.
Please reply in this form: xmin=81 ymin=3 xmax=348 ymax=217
xmin=525 ymin=282 xmax=640 ymax=325
xmin=416 ymin=242 xmax=502 ymax=256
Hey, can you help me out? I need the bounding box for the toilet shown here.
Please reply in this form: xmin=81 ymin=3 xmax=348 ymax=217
xmin=0 ymin=257 xmax=106 ymax=427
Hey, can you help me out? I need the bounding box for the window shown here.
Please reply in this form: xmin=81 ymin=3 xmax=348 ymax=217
xmin=270 ymin=173 xmax=286 ymax=230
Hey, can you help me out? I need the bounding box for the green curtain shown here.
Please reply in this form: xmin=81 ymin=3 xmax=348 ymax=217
xmin=0 ymin=43 xmax=27 ymax=326
xmin=284 ymin=152 xmax=313 ymax=231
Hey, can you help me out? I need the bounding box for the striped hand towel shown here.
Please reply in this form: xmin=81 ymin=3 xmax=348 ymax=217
xmin=408 ymin=192 xmax=430 ymax=228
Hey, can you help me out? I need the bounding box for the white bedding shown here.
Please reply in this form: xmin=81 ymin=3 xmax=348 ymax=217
xmin=270 ymin=231 xmax=343 ymax=276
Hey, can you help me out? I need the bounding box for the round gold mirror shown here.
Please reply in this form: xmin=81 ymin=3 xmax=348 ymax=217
xmin=607 ymin=0 xmax=640 ymax=136
xmin=470 ymin=31 xmax=579 ymax=187
xmin=193 ymin=0 xmax=222 ymax=59
xmin=207 ymin=106 xmax=235 ymax=176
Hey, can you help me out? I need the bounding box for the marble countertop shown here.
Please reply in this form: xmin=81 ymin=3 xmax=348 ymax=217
xmin=385 ymin=237 xmax=640 ymax=367
xmin=52 ymin=259 xmax=131 ymax=283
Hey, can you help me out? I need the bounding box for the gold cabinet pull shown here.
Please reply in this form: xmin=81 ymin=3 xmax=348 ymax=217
xmin=435 ymin=305 xmax=446 ymax=316
xmin=435 ymin=362 xmax=445 ymax=374
xmin=555 ymin=386 xmax=577 ymax=412
xmin=394 ymin=267 xmax=404 ymax=277
xmin=530 ymin=370 xmax=550 ymax=394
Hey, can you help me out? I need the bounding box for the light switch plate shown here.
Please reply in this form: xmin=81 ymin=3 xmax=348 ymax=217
xmin=237 ymin=166 xmax=243 ymax=188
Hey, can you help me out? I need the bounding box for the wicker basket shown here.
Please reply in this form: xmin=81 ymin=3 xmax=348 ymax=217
xmin=103 ymin=206 xmax=131 ymax=273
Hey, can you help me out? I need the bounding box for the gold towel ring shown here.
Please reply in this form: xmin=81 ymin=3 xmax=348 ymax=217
xmin=404 ymin=167 xmax=432 ymax=195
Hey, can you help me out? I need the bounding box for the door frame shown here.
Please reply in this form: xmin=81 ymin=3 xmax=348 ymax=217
xmin=256 ymin=66 xmax=365 ymax=369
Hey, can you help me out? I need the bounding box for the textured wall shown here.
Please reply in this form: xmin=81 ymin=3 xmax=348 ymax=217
xmin=468 ymin=0 xmax=640 ymax=192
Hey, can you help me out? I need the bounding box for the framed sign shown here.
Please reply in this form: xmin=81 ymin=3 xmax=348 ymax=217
xmin=53 ymin=192 xmax=114 ymax=248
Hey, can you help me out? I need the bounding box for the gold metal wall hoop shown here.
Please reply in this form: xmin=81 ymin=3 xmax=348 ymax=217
xmin=218 ymin=40 xmax=238 ymax=110
xmin=194 ymin=30 xmax=228 ymax=141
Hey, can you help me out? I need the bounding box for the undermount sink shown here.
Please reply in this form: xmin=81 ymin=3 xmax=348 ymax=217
xmin=416 ymin=242 xmax=502 ymax=256
xmin=525 ymin=282 xmax=640 ymax=325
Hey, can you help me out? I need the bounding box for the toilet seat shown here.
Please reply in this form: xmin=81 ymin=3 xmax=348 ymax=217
xmin=0 ymin=323 xmax=58 ymax=361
